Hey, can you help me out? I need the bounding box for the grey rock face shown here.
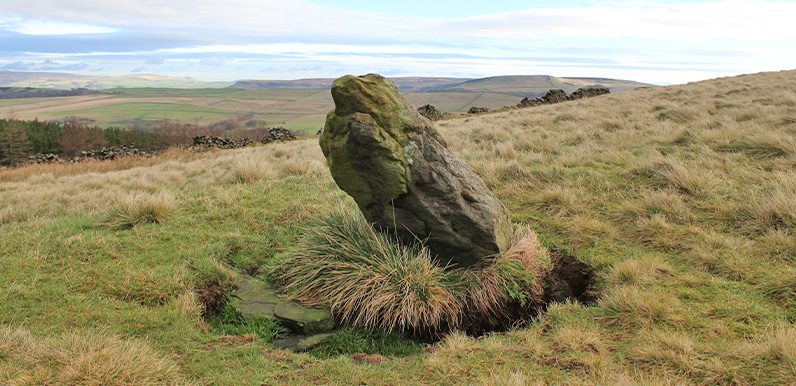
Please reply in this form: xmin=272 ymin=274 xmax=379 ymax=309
xmin=320 ymin=74 xmax=512 ymax=267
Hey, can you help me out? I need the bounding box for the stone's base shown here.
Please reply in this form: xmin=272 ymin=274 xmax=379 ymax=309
xmin=231 ymin=275 xmax=335 ymax=335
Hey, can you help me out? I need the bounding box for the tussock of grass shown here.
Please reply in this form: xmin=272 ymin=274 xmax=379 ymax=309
xmin=654 ymin=161 xmax=719 ymax=198
xmin=749 ymin=186 xmax=796 ymax=232
xmin=739 ymin=131 xmax=796 ymax=158
xmin=275 ymin=211 xmax=553 ymax=335
xmin=605 ymin=256 xmax=672 ymax=287
xmin=756 ymin=229 xmax=796 ymax=262
xmin=614 ymin=190 xmax=690 ymax=224
xmin=0 ymin=204 xmax=26 ymax=225
xmin=473 ymin=370 xmax=544 ymax=386
xmin=274 ymin=209 xmax=463 ymax=334
xmin=467 ymin=226 xmax=551 ymax=327
xmin=760 ymin=269 xmax=796 ymax=307
xmin=0 ymin=326 xmax=191 ymax=386
xmin=99 ymin=192 xmax=177 ymax=230
xmin=655 ymin=106 xmax=696 ymax=123
xmin=599 ymin=286 xmax=685 ymax=328
xmin=534 ymin=186 xmax=580 ymax=217
xmin=562 ymin=215 xmax=611 ymax=249
xmin=629 ymin=329 xmax=700 ymax=377
xmin=230 ymin=157 xmax=275 ymax=183
xmin=171 ymin=290 xmax=204 ymax=324
xmin=191 ymin=258 xmax=240 ymax=314
xmin=766 ymin=322 xmax=796 ymax=381
xmin=630 ymin=214 xmax=699 ymax=252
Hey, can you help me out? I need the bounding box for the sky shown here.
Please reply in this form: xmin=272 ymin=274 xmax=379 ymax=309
xmin=1 ymin=0 xmax=795 ymax=85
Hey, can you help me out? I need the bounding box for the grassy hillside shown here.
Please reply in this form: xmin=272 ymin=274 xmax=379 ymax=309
xmin=1 ymin=70 xmax=795 ymax=385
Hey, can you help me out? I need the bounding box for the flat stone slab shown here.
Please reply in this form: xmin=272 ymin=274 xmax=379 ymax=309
xmin=273 ymin=332 xmax=336 ymax=352
xmin=231 ymin=275 xmax=335 ymax=335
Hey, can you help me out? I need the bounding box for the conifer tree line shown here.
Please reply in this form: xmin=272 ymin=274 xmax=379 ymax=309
xmin=0 ymin=118 xmax=208 ymax=166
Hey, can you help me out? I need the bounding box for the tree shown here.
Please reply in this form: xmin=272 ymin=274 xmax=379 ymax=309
xmin=58 ymin=120 xmax=106 ymax=156
xmin=0 ymin=119 xmax=31 ymax=166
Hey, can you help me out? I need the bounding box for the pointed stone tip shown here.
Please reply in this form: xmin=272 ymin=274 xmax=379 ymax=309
xmin=331 ymin=74 xmax=405 ymax=117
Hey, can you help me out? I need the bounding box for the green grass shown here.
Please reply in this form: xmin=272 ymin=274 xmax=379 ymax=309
xmin=207 ymin=303 xmax=287 ymax=341
xmin=0 ymin=97 xmax=56 ymax=107
xmin=105 ymin=88 xmax=321 ymax=100
xmin=311 ymin=327 xmax=425 ymax=358
xmin=45 ymin=102 xmax=242 ymax=122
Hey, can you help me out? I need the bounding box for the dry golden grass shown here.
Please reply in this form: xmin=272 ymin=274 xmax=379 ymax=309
xmin=605 ymin=256 xmax=673 ymax=287
xmin=614 ymin=190 xmax=691 ymax=224
xmin=766 ymin=322 xmax=796 ymax=382
xmin=756 ymin=228 xmax=796 ymax=263
xmin=230 ymin=156 xmax=276 ymax=183
xmin=0 ymin=140 xmax=327 ymax=226
xmin=653 ymin=161 xmax=720 ymax=198
xmin=598 ymin=286 xmax=685 ymax=328
xmin=99 ymin=191 xmax=178 ymax=230
xmin=473 ymin=370 xmax=546 ymax=386
xmin=0 ymin=326 xmax=193 ymax=386
xmin=534 ymin=186 xmax=582 ymax=218
xmin=629 ymin=214 xmax=699 ymax=252
xmin=275 ymin=209 xmax=463 ymax=334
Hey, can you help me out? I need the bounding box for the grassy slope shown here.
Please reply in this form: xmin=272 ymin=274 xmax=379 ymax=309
xmin=1 ymin=70 xmax=795 ymax=385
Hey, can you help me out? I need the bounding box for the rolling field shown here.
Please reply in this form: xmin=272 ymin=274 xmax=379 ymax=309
xmin=2 ymin=70 xmax=794 ymax=385
xmin=0 ymin=87 xmax=533 ymax=135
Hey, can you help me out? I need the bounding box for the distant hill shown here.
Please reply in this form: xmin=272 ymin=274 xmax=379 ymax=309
xmin=0 ymin=70 xmax=232 ymax=90
xmin=1 ymin=71 xmax=653 ymax=95
xmin=230 ymin=77 xmax=472 ymax=92
xmin=431 ymin=75 xmax=650 ymax=96
xmin=230 ymin=75 xmax=651 ymax=96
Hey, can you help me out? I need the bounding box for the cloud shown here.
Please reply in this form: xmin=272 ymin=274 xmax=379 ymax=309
xmin=0 ymin=0 xmax=794 ymax=85
xmin=37 ymin=60 xmax=89 ymax=71
xmin=0 ymin=0 xmax=391 ymax=39
xmin=199 ymin=57 xmax=225 ymax=66
xmin=1 ymin=61 xmax=34 ymax=70
xmin=3 ymin=18 xmax=118 ymax=35
xmin=437 ymin=1 xmax=796 ymax=41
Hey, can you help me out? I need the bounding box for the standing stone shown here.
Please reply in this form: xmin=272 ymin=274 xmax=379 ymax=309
xmin=320 ymin=74 xmax=512 ymax=267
